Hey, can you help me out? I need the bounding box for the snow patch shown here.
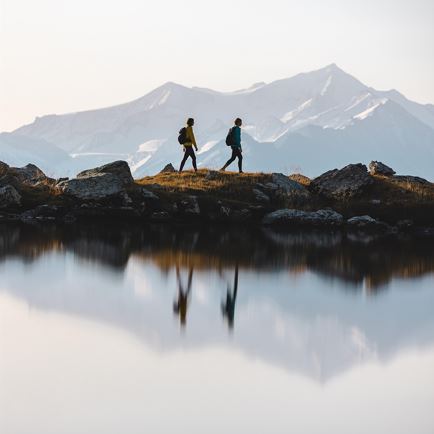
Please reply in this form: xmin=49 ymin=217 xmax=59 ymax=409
xmin=320 ymin=76 xmax=332 ymax=96
xmin=353 ymin=99 xmax=388 ymax=120
xmin=197 ymin=140 xmax=219 ymax=155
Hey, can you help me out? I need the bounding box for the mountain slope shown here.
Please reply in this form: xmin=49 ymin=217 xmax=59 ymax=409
xmin=4 ymin=64 xmax=434 ymax=179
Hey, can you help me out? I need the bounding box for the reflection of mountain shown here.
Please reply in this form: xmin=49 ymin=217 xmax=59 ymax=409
xmin=1 ymin=224 xmax=434 ymax=382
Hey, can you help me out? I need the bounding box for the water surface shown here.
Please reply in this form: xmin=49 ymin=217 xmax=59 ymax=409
xmin=1 ymin=224 xmax=433 ymax=434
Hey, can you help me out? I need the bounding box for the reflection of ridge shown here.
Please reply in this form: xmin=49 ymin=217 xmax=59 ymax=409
xmin=1 ymin=223 xmax=434 ymax=290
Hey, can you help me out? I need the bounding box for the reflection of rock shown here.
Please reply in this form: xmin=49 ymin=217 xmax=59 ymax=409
xmin=57 ymin=160 xmax=133 ymax=200
xmin=0 ymin=185 xmax=21 ymax=208
xmin=369 ymin=161 xmax=395 ymax=177
xmin=347 ymin=215 xmax=389 ymax=231
xmin=263 ymin=209 xmax=344 ymax=226
xmin=178 ymin=195 xmax=200 ymax=216
xmin=310 ymin=163 xmax=373 ymax=200
xmin=262 ymin=228 xmax=343 ymax=248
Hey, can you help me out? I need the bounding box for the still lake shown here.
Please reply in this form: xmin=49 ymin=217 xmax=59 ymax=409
xmin=1 ymin=223 xmax=434 ymax=434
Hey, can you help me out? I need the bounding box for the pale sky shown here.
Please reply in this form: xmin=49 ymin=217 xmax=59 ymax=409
xmin=1 ymin=0 xmax=433 ymax=131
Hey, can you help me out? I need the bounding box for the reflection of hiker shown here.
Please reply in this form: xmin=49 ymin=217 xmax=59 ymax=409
xmin=173 ymin=265 xmax=193 ymax=327
xmin=178 ymin=118 xmax=198 ymax=172
xmin=220 ymin=118 xmax=243 ymax=173
xmin=221 ymin=264 xmax=239 ymax=330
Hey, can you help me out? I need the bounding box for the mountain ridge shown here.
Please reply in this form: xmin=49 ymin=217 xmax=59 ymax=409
xmin=2 ymin=64 xmax=434 ymax=179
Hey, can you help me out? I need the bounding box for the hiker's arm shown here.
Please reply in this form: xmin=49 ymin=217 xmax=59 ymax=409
xmin=188 ymin=127 xmax=197 ymax=149
xmin=235 ymin=127 xmax=241 ymax=147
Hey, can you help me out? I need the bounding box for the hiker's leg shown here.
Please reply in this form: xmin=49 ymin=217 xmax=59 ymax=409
xmin=237 ymin=150 xmax=243 ymax=172
xmin=222 ymin=148 xmax=237 ymax=170
xmin=179 ymin=150 xmax=189 ymax=172
xmin=190 ymin=149 xmax=197 ymax=171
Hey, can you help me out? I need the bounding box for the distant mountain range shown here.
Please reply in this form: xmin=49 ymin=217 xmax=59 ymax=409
xmin=2 ymin=64 xmax=434 ymax=179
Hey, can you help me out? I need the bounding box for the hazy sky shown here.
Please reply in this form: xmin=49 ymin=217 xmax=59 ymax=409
xmin=1 ymin=0 xmax=433 ymax=131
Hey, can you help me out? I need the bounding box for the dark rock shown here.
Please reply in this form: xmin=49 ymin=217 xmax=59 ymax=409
xmin=263 ymin=208 xmax=344 ymax=226
xmin=369 ymin=161 xmax=396 ymax=177
xmin=56 ymin=177 xmax=69 ymax=184
xmin=346 ymin=215 xmax=390 ymax=233
xmin=151 ymin=211 xmax=171 ymax=222
xmin=141 ymin=188 xmax=159 ymax=201
xmin=20 ymin=204 xmax=61 ymax=220
xmin=252 ymin=188 xmax=270 ymax=203
xmin=0 ymin=161 xmax=9 ymax=177
xmin=160 ymin=163 xmax=176 ymax=174
xmin=178 ymin=195 xmax=200 ymax=216
xmin=310 ymin=163 xmax=373 ymax=200
xmin=77 ymin=161 xmax=133 ymax=186
xmin=397 ymin=219 xmax=413 ymax=229
xmin=0 ymin=185 xmax=21 ymax=208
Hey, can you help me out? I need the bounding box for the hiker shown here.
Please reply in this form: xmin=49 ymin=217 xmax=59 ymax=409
xmin=173 ymin=265 xmax=194 ymax=328
xmin=178 ymin=118 xmax=198 ymax=172
xmin=220 ymin=118 xmax=243 ymax=173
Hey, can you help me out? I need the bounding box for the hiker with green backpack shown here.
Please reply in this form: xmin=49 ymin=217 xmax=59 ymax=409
xmin=220 ymin=118 xmax=243 ymax=173
xmin=178 ymin=118 xmax=198 ymax=172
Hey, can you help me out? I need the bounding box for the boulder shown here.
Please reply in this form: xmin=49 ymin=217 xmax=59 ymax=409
xmin=57 ymin=161 xmax=134 ymax=200
xmin=160 ymin=163 xmax=176 ymax=174
xmin=77 ymin=161 xmax=133 ymax=186
xmin=310 ymin=164 xmax=373 ymax=200
xmin=263 ymin=208 xmax=344 ymax=226
xmin=8 ymin=163 xmax=54 ymax=186
xmin=346 ymin=215 xmax=390 ymax=232
xmin=369 ymin=161 xmax=396 ymax=177
xmin=0 ymin=185 xmax=21 ymax=208
xmin=270 ymin=173 xmax=310 ymax=202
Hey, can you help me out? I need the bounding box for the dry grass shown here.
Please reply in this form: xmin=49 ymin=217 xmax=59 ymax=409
xmin=288 ymin=173 xmax=311 ymax=187
xmin=136 ymin=169 xmax=273 ymax=200
xmin=370 ymin=175 xmax=434 ymax=203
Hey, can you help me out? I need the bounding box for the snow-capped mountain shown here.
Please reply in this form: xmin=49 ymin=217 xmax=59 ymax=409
xmin=3 ymin=64 xmax=434 ymax=179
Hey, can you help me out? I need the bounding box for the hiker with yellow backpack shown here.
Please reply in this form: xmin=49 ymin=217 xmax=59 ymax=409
xmin=178 ymin=118 xmax=198 ymax=172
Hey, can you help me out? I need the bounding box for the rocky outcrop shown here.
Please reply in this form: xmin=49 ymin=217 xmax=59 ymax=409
xmin=263 ymin=209 xmax=344 ymax=226
xmin=160 ymin=163 xmax=176 ymax=174
xmin=369 ymin=161 xmax=395 ymax=177
xmin=288 ymin=173 xmax=311 ymax=186
xmin=255 ymin=173 xmax=310 ymax=205
xmin=77 ymin=161 xmax=133 ymax=186
xmin=57 ymin=160 xmax=133 ymax=200
xmin=347 ymin=215 xmax=389 ymax=231
xmin=0 ymin=162 xmax=54 ymax=187
xmin=0 ymin=185 xmax=21 ymax=208
xmin=310 ymin=164 xmax=373 ymax=200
